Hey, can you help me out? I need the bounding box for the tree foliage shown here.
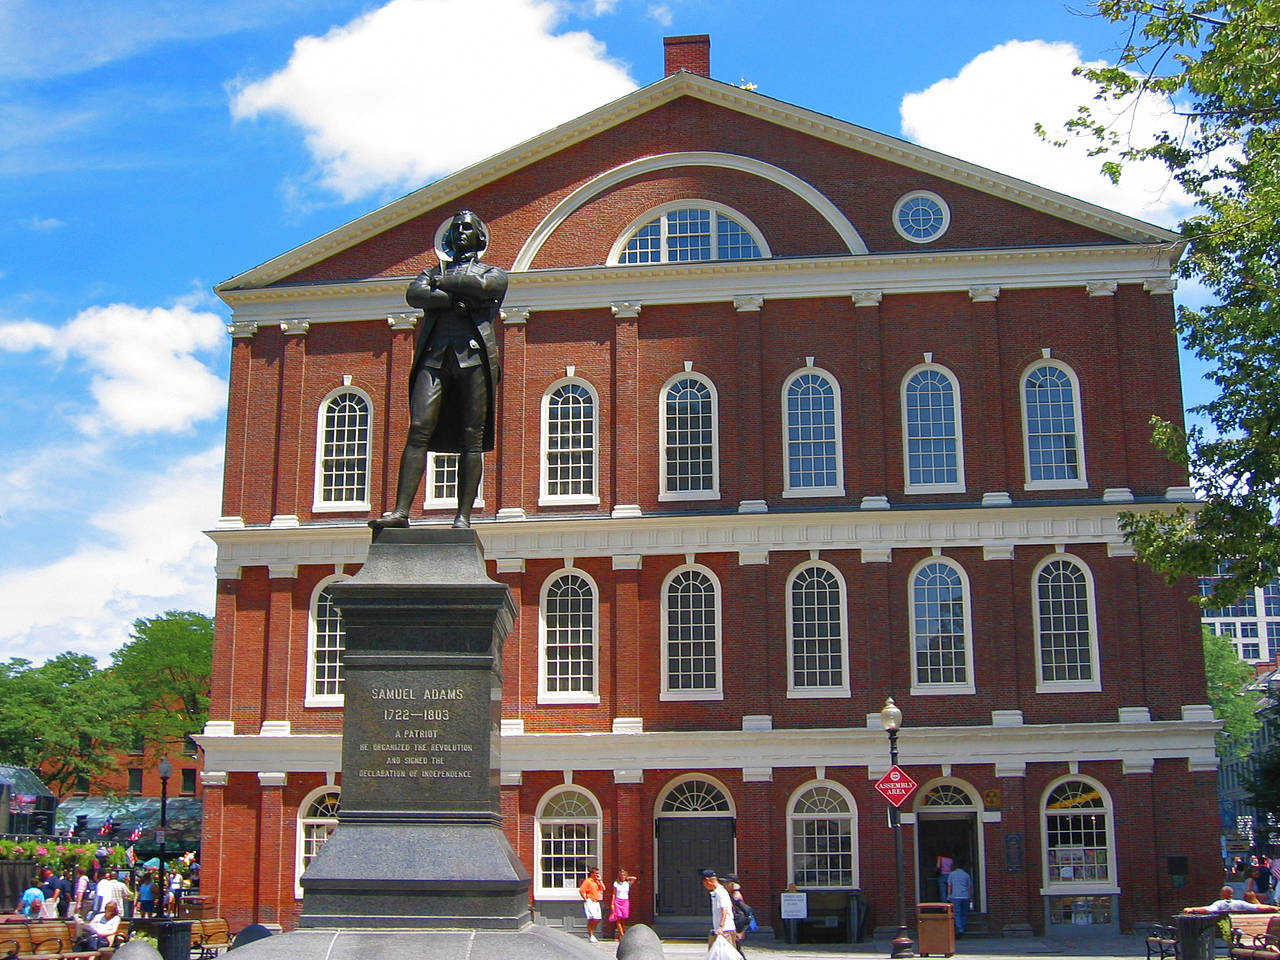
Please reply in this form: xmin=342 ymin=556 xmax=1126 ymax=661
xmin=0 ymin=653 xmax=133 ymax=795
xmin=1244 ymin=730 xmax=1280 ymax=844
xmin=109 ymin=610 xmax=213 ymax=749
xmin=1058 ymin=1 xmax=1280 ymax=603
xmin=1203 ymin=626 xmax=1260 ymax=756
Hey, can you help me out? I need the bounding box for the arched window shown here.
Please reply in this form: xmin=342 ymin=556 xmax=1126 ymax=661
xmin=540 ymin=570 xmax=599 ymax=703
xmin=660 ymin=373 xmax=719 ymax=500
xmin=659 ymin=778 xmax=733 ymax=814
xmin=662 ymin=566 xmax=722 ymax=699
xmin=782 ymin=367 xmax=844 ymax=497
xmin=313 ymin=387 xmax=372 ymax=510
xmin=1022 ymin=361 xmax=1087 ymax=489
xmin=1034 ymin=555 xmax=1100 ymax=692
xmin=902 ymin=365 xmax=964 ymax=493
xmin=1044 ymin=778 xmax=1116 ymax=890
xmin=535 ymin=788 xmax=601 ymax=898
xmin=611 ymin=203 xmax=767 ymax=265
xmin=787 ymin=563 xmax=849 ymax=697
xmin=305 ymin=576 xmax=347 ymax=707
xmin=788 ymin=782 xmax=857 ymax=888
xmin=541 ymin=379 xmax=599 ymax=504
xmin=294 ymin=786 xmax=339 ymax=897
xmin=910 ymin=558 xmax=974 ymax=694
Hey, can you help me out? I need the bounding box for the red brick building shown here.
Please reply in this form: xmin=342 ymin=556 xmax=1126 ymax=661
xmin=200 ymin=36 xmax=1219 ymax=938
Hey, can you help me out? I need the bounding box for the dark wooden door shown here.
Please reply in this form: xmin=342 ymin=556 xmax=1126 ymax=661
xmin=655 ymin=817 xmax=734 ymax=916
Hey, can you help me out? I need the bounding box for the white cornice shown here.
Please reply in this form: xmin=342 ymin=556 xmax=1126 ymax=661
xmin=215 ymin=73 xmax=1180 ymax=295
xmin=195 ymin=716 xmax=1217 ymax=776
xmin=206 ymin=501 xmax=1195 ymax=573
xmin=217 ymin=243 xmax=1180 ymax=327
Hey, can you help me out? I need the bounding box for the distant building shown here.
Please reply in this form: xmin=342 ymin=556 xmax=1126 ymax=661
xmin=0 ymin=765 xmax=56 ymax=835
xmin=199 ymin=34 xmax=1218 ymax=938
xmin=1200 ymin=566 xmax=1280 ymax=664
xmin=1217 ymin=666 xmax=1280 ymax=851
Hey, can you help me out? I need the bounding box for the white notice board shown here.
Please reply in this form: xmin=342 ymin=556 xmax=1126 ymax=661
xmin=780 ymin=892 xmax=808 ymax=920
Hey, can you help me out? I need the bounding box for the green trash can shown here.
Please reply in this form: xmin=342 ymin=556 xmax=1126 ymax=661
xmin=917 ymin=902 xmax=955 ymax=957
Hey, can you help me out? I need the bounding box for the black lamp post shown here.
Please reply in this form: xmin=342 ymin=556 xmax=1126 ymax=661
xmin=157 ymin=756 xmax=173 ymax=917
xmin=881 ymin=698 xmax=916 ymax=959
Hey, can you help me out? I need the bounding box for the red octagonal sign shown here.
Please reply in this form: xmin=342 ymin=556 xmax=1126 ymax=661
xmin=875 ymin=765 xmax=918 ymax=807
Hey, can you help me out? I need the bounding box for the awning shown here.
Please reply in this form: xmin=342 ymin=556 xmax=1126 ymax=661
xmin=53 ymin=796 xmax=202 ymax=849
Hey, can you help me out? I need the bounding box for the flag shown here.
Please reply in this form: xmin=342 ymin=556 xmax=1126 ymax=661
xmin=97 ymin=814 xmax=115 ymax=836
xmin=126 ymin=846 xmax=137 ymax=867
xmin=127 ymin=824 xmax=142 ymax=843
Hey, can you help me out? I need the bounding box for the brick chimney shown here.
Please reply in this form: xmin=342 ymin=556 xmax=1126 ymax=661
xmin=664 ymin=34 xmax=710 ymax=77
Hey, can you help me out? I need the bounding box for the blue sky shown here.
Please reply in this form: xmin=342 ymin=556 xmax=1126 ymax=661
xmin=0 ymin=0 xmax=1213 ymax=664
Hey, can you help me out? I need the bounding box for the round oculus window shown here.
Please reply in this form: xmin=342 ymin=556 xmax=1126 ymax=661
xmin=893 ymin=191 xmax=949 ymax=243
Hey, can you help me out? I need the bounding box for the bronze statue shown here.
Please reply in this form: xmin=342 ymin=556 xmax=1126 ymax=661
xmin=371 ymin=211 xmax=506 ymax=530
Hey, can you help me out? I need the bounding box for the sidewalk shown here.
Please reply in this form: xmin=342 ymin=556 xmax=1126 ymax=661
xmin=585 ymin=930 xmax=1156 ymax=959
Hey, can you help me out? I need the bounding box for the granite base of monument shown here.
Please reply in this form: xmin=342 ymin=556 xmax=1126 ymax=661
xmin=223 ymin=925 xmax=605 ymax=960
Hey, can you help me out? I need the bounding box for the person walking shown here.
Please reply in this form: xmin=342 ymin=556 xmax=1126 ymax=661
xmin=578 ymin=866 xmax=604 ymax=943
xmin=948 ymin=859 xmax=973 ymax=936
xmin=700 ymin=869 xmax=736 ymax=952
xmin=725 ymin=876 xmax=756 ymax=958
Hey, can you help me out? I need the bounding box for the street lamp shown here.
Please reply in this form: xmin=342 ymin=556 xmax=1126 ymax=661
xmin=157 ymin=756 xmax=173 ymax=917
xmin=880 ymin=698 xmax=915 ymax=959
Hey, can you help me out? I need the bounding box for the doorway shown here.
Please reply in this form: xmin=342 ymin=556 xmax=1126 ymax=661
xmin=655 ymin=816 xmax=735 ymax=917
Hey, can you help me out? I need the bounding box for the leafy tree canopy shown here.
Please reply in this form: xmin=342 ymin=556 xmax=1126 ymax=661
xmin=1203 ymin=626 xmax=1260 ymax=756
xmin=1056 ymin=1 xmax=1280 ymax=604
xmin=109 ymin=610 xmax=213 ymax=752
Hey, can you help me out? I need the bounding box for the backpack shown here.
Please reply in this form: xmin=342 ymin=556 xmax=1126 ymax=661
xmin=732 ymin=897 xmax=756 ymax=932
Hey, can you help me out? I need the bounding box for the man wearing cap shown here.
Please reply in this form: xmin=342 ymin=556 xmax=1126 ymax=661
xmin=701 ymin=868 xmax=736 ymax=947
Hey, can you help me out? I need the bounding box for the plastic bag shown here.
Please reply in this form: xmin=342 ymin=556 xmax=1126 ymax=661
xmin=707 ymin=934 xmax=743 ymax=960
xmin=748 ymin=916 xmax=758 ymax=932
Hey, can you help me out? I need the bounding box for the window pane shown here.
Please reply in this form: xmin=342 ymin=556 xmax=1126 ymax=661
xmin=620 ymin=219 xmax=661 ymax=264
xmin=1038 ymin=561 xmax=1092 ymax=683
xmin=791 ymin=787 xmax=854 ymax=888
xmin=545 ymin=575 xmax=595 ymax=693
xmin=716 ymin=213 xmax=761 ymax=260
xmin=546 ymin=384 xmax=595 ymax=497
xmin=786 ymin=374 xmax=839 ymax=489
xmin=321 ymin=393 xmax=369 ymax=502
xmin=313 ymin=586 xmax=346 ymax=696
xmin=666 ymin=570 xmax=718 ymax=690
xmin=913 ymin=562 xmax=968 ymax=685
xmin=1025 ymin=366 xmax=1080 ymax=482
xmin=665 ymin=378 xmax=715 ymax=493
xmin=905 ymin=369 xmax=958 ymax=486
xmin=791 ymin=567 xmax=844 ymax=688
xmin=666 ymin=207 xmax=712 ymax=262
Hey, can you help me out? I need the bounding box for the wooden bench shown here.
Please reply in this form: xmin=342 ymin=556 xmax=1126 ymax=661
xmin=0 ymin=920 xmax=108 ymax=960
xmin=1146 ymin=922 xmax=1179 ymax=959
xmin=1230 ymin=915 xmax=1280 ymax=959
xmin=189 ymin=919 xmax=231 ymax=959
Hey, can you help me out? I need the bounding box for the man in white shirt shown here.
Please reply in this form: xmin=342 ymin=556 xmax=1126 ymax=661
xmin=701 ymin=869 xmax=736 ymax=948
xmin=93 ymin=871 xmax=130 ymax=914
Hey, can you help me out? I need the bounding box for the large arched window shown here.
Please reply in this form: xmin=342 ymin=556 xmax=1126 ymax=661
xmin=1034 ymin=555 xmax=1100 ymax=692
xmin=1041 ymin=776 xmax=1118 ymax=928
xmin=313 ymin=387 xmax=372 ymax=511
xmin=294 ymin=786 xmax=339 ymax=897
xmin=786 ymin=562 xmax=849 ymax=697
xmin=788 ymin=782 xmax=857 ymax=888
xmin=535 ymin=787 xmax=601 ymax=898
xmin=661 ymin=566 xmax=722 ymax=700
xmin=305 ymin=575 xmax=348 ymax=707
xmin=902 ymin=365 xmax=964 ymax=493
xmin=909 ymin=558 xmax=974 ymax=694
xmin=539 ymin=569 xmax=599 ymax=703
xmin=541 ymin=379 xmax=599 ymax=505
xmin=660 ymin=372 xmax=720 ymax=501
xmin=782 ymin=367 xmax=844 ymax=497
xmin=611 ymin=202 xmax=767 ymax=265
xmin=1022 ymin=361 xmax=1087 ymax=489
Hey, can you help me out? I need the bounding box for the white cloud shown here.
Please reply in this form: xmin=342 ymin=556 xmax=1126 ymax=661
xmin=900 ymin=40 xmax=1195 ymax=227
xmin=647 ymin=4 xmax=672 ymax=26
xmin=0 ymin=302 xmax=227 ymax=436
xmin=25 ymin=216 xmax=66 ymax=231
xmin=0 ymin=447 xmax=222 ymax=664
xmin=230 ymin=0 xmax=636 ymax=201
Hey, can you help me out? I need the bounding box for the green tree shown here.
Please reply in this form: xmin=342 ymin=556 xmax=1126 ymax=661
xmin=1203 ymin=626 xmax=1260 ymax=756
xmin=1243 ymin=719 xmax=1280 ymax=845
xmin=109 ymin=610 xmax=213 ymax=752
xmin=1052 ymin=1 xmax=1280 ymax=604
xmin=0 ymin=653 xmax=133 ymax=795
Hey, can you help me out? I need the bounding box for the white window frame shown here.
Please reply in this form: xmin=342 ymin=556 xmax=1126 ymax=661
xmin=892 ymin=190 xmax=951 ymax=244
xmin=1032 ymin=554 xmax=1102 ymax=693
xmin=786 ymin=780 xmax=859 ymax=890
xmin=540 ymin=377 xmax=601 ymax=506
xmin=312 ymin=385 xmax=373 ymax=512
xmin=1040 ymin=775 xmax=1119 ymax=896
xmin=660 ymin=564 xmax=723 ymax=701
xmin=535 ymin=786 xmax=602 ymax=900
xmin=422 ymin=452 xmax=486 ymax=511
xmin=658 ymin=371 xmax=721 ymax=502
xmin=781 ymin=365 xmax=846 ymax=498
xmin=294 ymin=785 xmax=340 ymax=898
xmin=538 ymin=568 xmax=601 ymax=704
xmin=1021 ymin=359 xmax=1088 ymax=490
xmin=785 ymin=560 xmax=851 ymax=698
xmin=305 ymin=574 xmax=348 ymax=707
xmin=901 ymin=363 xmax=965 ymax=494
xmin=908 ymin=556 xmax=976 ymax=696
xmin=607 ymin=200 xmax=771 ymax=265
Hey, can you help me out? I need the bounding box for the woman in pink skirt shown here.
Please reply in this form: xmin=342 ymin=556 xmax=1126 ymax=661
xmin=610 ymin=868 xmax=638 ymax=940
